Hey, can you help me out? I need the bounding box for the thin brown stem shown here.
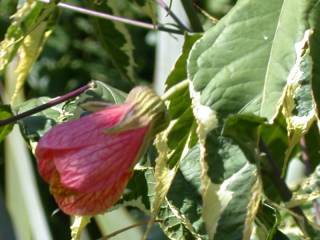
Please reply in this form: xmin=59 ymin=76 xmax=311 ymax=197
xmin=99 ymin=220 xmax=160 ymax=240
xmin=193 ymin=2 xmax=219 ymax=24
xmin=156 ymin=0 xmax=191 ymax=32
xmin=0 ymin=83 xmax=93 ymax=127
xmin=180 ymin=0 xmax=203 ymax=32
xmin=38 ymin=0 xmax=184 ymax=34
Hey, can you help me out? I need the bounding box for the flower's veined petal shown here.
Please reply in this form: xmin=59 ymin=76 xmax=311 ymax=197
xmin=50 ymin=170 xmax=132 ymax=215
xmin=36 ymin=103 xmax=133 ymax=151
xmin=35 ymin=103 xmax=133 ymax=182
xmin=54 ymin=126 xmax=149 ymax=192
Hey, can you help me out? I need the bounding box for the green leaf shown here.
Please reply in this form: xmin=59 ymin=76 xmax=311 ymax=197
xmin=0 ymin=1 xmax=58 ymax=104
xmin=187 ymin=2 xmax=320 ymax=237
xmin=116 ymin=168 xmax=151 ymax=212
xmin=0 ymin=105 xmax=14 ymax=142
xmin=222 ymin=114 xmax=265 ymax=163
xmin=304 ymin=122 xmax=320 ymax=172
xmin=223 ymin=113 xmax=320 ymax=238
xmin=75 ymin=81 xmax=126 ymax=105
xmin=17 ymin=97 xmax=64 ymax=151
xmin=255 ymin=203 xmax=289 ymax=240
xmin=222 ymin=113 xmax=296 ymax=181
xmin=131 ymin=0 xmax=156 ymax=24
xmin=259 ymin=115 xmax=293 ymax=202
xmin=204 ymin=0 xmax=236 ymax=18
xmin=188 ymin=0 xmax=311 ymax=120
xmin=87 ymin=0 xmax=136 ymax=85
xmin=164 ymin=145 xmax=207 ymax=239
xmin=145 ymin=35 xmax=208 ymax=239
xmin=165 ymin=33 xmax=202 ymax=90
xmin=308 ymin=1 xmax=320 ymax=116
xmin=150 ymin=103 xmax=200 ymax=239
xmin=222 ymin=114 xmax=286 ymax=202
xmin=145 ymin=147 xmax=207 ymax=240
xmin=191 ymin=107 xmax=262 ymax=238
xmin=202 ymin=133 xmax=261 ymax=239
xmin=132 ymin=0 xmax=146 ymax=6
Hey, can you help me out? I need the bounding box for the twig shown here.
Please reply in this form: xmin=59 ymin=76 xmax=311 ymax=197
xmin=180 ymin=0 xmax=203 ymax=32
xmin=37 ymin=0 xmax=184 ymax=34
xmin=193 ymin=2 xmax=219 ymax=24
xmin=99 ymin=220 xmax=160 ymax=240
xmin=0 ymin=83 xmax=93 ymax=127
xmin=259 ymin=139 xmax=316 ymax=237
xmin=156 ymin=0 xmax=191 ymax=32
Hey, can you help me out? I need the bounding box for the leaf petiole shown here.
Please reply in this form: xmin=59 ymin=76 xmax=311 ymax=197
xmin=161 ymin=79 xmax=189 ymax=101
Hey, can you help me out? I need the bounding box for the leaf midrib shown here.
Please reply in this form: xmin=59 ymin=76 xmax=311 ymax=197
xmin=260 ymin=0 xmax=286 ymax=117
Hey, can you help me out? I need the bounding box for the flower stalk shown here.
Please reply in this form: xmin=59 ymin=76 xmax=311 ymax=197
xmin=0 ymin=79 xmax=188 ymax=127
xmin=0 ymin=83 xmax=92 ymax=127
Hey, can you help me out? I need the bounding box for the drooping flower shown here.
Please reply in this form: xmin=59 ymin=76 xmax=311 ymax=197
xmin=35 ymin=86 xmax=168 ymax=215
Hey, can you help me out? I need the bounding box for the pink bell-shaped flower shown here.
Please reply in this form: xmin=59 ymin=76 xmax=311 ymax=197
xmin=35 ymin=86 xmax=168 ymax=215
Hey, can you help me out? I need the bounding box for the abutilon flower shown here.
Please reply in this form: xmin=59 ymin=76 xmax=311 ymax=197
xmin=35 ymin=86 xmax=168 ymax=216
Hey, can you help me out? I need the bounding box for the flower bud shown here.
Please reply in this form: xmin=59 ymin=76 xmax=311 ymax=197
xmin=35 ymin=86 xmax=168 ymax=215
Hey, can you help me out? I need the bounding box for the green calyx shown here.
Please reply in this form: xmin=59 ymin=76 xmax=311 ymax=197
xmin=107 ymin=86 xmax=169 ymax=136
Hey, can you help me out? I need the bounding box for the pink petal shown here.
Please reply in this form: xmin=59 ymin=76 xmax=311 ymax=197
xmin=50 ymin=170 xmax=132 ymax=215
xmin=36 ymin=103 xmax=133 ymax=150
xmin=35 ymin=103 xmax=133 ymax=182
xmin=54 ymin=126 xmax=149 ymax=192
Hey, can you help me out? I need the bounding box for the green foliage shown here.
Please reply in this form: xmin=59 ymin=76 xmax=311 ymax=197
xmin=2 ymin=0 xmax=320 ymax=239
xmin=148 ymin=34 xmax=206 ymax=240
xmin=188 ymin=0 xmax=311 ymax=120
xmin=255 ymin=203 xmax=289 ymax=240
xmin=0 ymin=1 xmax=58 ymax=104
xmin=0 ymin=105 xmax=14 ymax=142
xmin=87 ymin=0 xmax=137 ymax=85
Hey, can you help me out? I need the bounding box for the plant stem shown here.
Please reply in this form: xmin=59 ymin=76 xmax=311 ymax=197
xmin=99 ymin=220 xmax=160 ymax=240
xmin=193 ymin=2 xmax=219 ymax=24
xmin=161 ymin=79 xmax=189 ymax=100
xmin=156 ymin=0 xmax=191 ymax=32
xmin=38 ymin=0 xmax=184 ymax=34
xmin=259 ymin=139 xmax=315 ymax=237
xmin=180 ymin=0 xmax=203 ymax=32
xmin=0 ymin=83 xmax=93 ymax=127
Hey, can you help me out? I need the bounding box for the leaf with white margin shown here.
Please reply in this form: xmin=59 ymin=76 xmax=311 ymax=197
xmin=308 ymin=0 xmax=320 ymax=117
xmin=279 ymin=29 xmax=316 ymax=175
xmin=190 ymin=82 xmax=261 ymax=239
xmin=70 ymin=216 xmax=90 ymax=240
xmin=188 ymin=0 xmax=313 ymax=121
xmin=0 ymin=1 xmax=58 ymax=104
xmin=87 ymin=0 xmax=137 ymax=85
